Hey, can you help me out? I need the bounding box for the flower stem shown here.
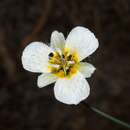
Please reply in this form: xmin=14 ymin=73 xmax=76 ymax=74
xmin=82 ymin=102 xmax=130 ymax=129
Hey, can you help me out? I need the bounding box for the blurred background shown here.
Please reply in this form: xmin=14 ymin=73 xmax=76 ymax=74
xmin=0 ymin=0 xmax=130 ymax=130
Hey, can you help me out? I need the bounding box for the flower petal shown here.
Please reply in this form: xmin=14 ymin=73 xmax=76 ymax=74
xmin=54 ymin=72 xmax=90 ymax=105
xmin=51 ymin=31 xmax=65 ymax=50
xmin=66 ymin=26 xmax=99 ymax=61
xmin=37 ymin=73 xmax=57 ymax=88
xmin=79 ymin=62 xmax=96 ymax=78
xmin=22 ymin=42 xmax=53 ymax=73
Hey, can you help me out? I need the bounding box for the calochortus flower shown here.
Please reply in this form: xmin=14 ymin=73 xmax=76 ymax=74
xmin=22 ymin=26 xmax=99 ymax=105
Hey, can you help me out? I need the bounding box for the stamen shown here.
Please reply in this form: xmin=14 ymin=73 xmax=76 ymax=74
xmin=49 ymin=64 xmax=60 ymax=68
xmin=67 ymin=61 xmax=75 ymax=64
xmin=48 ymin=48 xmax=79 ymax=78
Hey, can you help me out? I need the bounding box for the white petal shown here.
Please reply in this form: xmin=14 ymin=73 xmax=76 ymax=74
xmin=51 ymin=31 xmax=65 ymax=50
xmin=66 ymin=26 xmax=99 ymax=61
xmin=54 ymin=72 xmax=90 ymax=105
xmin=37 ymin=73 xmax=57 ymax=88
xmin=22 ymin=42 xmax=53 ymax=73
xmin=79 ymin=62 xmax=96 ymax=78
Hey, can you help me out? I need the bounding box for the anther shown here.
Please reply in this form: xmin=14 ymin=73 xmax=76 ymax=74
xmin=59 ymin=66 xmax=63 ymax=71
xmin=68 ymin=55 xmax=72 ymax=60
xmin=66 ymin=68 xmax=70 ymax=75
xmin=49 ymin=52 xmax=54 ymax=57
xmin=62 ymin=54 xmax=65 ymax=58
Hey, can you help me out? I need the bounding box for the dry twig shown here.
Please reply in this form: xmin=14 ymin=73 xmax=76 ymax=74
xmin=0 ymin=32 xmax=17 ymax=81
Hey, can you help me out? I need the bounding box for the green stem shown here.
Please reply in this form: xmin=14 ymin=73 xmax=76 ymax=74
xmin=82 ymin=102 xmax=130 ymax=129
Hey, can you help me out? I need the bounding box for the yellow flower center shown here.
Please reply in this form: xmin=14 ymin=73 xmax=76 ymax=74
xmin=48 ymin=48 xmax=79 ymax=78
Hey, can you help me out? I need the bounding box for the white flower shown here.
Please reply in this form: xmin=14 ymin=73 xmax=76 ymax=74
xmin=22 ymin=26 xmax=99 ymax=105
